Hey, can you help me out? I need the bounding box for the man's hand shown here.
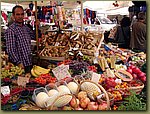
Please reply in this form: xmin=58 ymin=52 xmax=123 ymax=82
xmin=25 ymin=73 xmax=31 ymax=78
xmin=18 ymin=63 xmax=24 ymax=69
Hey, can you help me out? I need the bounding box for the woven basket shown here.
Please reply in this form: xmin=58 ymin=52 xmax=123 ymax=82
xmin=80 ymin=80 xmax=110 ymax=110
xmin=127 ymin=83 xmax=144 ymax=95
xmin=49 ymin=94 xmax=73 ymax=109
xmin=97 ymin=92 xmax=114 ymax=107
xmin=109 ymin=82 xmax=144 ymax=98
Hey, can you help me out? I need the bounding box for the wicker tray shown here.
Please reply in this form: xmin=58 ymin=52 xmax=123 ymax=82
xmin=80 ymin=49 xmax=95 ymax=56
xmin=39 ymin=46 xmax=67 ymax=61
xmin=39 ymin=56 xmax=65 ymax=61
xmin=108 ymin=81 xmax=144 ymax=97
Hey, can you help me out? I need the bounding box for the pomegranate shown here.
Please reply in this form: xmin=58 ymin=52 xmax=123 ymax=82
xmin=87 ymin=102 xmax=98 ymax=110
xmin=75 ymin=106 xmax=83 ymax=110
xmin=98 ymin=102 xmax=108 ymax=110
xmin=70 ymin=97 xmax=79 ymax=108
xmin=62 ymin=106 xmax=72 ymax=110
xmin=80 ymin=97 xmax=90 ymax=109
xmin=77 ymin=91 xmax=87 ymax=100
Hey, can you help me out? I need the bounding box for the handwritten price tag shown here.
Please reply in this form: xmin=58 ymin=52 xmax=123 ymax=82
xmin=1 ymin=86 xmax=10 ymax=96
xmin=52 ymin=64 xmax=71 ymax=80
xmin=17 ymin=76 xmax=29 ymax=87
xmin=91 ymin=72 xmax=101 ymax=83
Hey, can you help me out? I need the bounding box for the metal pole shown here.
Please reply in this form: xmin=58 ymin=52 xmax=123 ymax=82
xmin=80 ymin=0 xmax=83 ymax=31
xmin=35 ymin=1 xmax=38 ymax=51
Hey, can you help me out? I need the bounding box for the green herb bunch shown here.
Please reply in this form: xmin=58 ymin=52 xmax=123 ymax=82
xmin=118 ymin=91 xmax=146 ymax=110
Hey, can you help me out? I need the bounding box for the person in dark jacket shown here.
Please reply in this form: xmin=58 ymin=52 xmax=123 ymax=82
xmin=130 ymin=12 xmax=146 ymax=52
xmin=114 ymin=16 xmax=131 ymax=48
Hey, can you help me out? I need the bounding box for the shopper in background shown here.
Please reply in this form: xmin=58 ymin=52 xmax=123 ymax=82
xmin=5 ymin=5 xmax=35 ymax=75
xmin=8 ymin=15 xmax=14 ymax=27
xmin=130 ymin=15 xmax=137 ymax=28
xmin=114 ymin=16 xmax=131 ymax=48
xmin=130 ymin=12 xmax=146 ymax=52
xmin=113 ymin=16 xmax=119 ymax=24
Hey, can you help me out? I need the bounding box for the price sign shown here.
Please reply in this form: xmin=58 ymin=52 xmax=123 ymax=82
xmin=1 ymin=86 xmax=10 ymax=96
xmin=52 ymin=64 xmax=71 ymax=80
xmin=17 ymin=76 xmax=29 ymax=87
xmin=91 ymin=72 xmax=101 ymax=83
xmin=66 ymin=65 xmax=69 ymax=70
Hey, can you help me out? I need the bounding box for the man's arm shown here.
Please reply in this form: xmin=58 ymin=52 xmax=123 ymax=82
xmin=5 ymin=29 xmax=21 ymax=65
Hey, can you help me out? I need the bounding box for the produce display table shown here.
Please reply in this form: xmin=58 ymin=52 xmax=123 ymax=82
xmin=1 ymin=29 xmax=146 ymax=111
xmin=1 ymin=43 xmax=146 ymax=110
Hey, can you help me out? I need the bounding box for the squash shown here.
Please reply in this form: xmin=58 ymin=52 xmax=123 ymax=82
xmin=115 ymin=70 xmax=133 ymax=81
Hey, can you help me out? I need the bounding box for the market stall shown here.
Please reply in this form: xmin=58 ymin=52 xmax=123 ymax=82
xmin=1 ymin=0 xmax=147 ymax=111
xmin=1 ymin=41 xmax=147 ymax=110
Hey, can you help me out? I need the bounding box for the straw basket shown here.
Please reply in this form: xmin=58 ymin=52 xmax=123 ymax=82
xmin=126 ymin=83 xmax=144 ymax=95
xmin=109 ymin=81 xmax=144 ymax=98
xmin=49 ymin=94 xmax=73 ymax=110
xmin=80 ymin=80 xmax=110 ymax=110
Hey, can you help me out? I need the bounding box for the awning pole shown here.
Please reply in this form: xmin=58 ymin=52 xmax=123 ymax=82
xmin=35 ymin=1 xmax=38 ymax=51
xmin=81 ymin=0 xmax=83 ymax=31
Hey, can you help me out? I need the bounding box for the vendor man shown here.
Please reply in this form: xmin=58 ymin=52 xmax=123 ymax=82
xmin=5 ymin=5 xmax=35 ymax=75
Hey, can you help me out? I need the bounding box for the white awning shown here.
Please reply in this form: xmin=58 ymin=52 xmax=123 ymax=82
xmin=106 ymin=7 xmax=129 ymax=15
xmin=1 ymin=2 xmax=16 ymax=12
